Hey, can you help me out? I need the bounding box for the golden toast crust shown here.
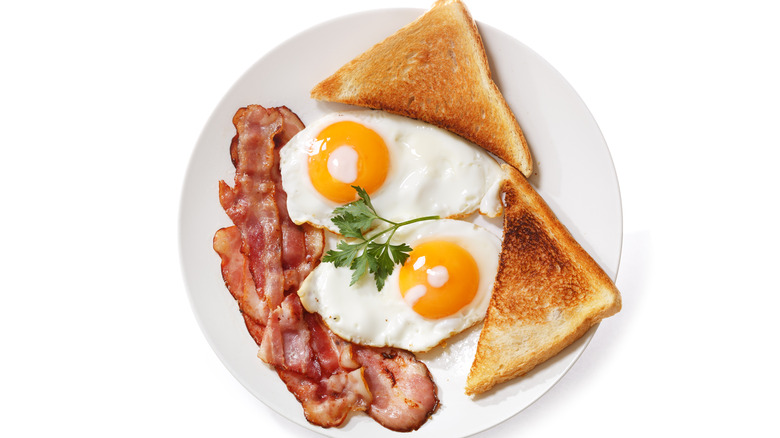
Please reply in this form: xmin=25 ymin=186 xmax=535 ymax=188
xmin=310 ymin=0 xmax=533 ymax=177
xmin=464 ymin=165 xmax=621 ymax=395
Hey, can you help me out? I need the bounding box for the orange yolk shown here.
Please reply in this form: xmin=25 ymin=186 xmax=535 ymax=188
xmin=399 ymin=241 xmax=479 ymax=319
xmin=307 ymin=121 xmax=390 ymax=203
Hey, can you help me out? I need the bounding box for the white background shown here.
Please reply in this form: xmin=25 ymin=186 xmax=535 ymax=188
xmin=2 ymin=0 xmax=778 ymax=437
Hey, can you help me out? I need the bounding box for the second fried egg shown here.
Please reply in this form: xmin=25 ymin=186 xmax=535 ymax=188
xmin=297 ymin=219 xmax=501 ymax=352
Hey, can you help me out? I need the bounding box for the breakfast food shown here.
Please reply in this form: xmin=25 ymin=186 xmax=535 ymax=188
xmin=310 ymin=0 xmax=533 ymax=177
xmin=215 ymin=104 xmax=438 ymax=430
xmin=464 ymin=165 xmax=622 ymax=395
xmin=298 ymin=219 xmax=501 ymax=352
xmin=279 ymin=110 xmax=504 ymax=233
xmin=210 ymin=0 xmax=622 ymax=431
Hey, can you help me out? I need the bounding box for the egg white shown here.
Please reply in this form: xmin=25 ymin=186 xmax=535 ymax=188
xmin=297 ymin=219 xmax=501 ymax=352
xmin=279 ymin=110 xmax=504 ymax=234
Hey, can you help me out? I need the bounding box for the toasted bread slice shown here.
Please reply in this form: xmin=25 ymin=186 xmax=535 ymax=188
xmin=310 ymin=0 xmax=533 ymax=177
xmin=465 ymin=165 xmax=621 ymax=395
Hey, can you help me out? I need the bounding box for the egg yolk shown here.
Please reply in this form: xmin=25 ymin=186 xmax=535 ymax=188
xmin=307 ymin=121 xmax=390 ymax=203
xmin=399 ymin=241 xmax=479 ymax=319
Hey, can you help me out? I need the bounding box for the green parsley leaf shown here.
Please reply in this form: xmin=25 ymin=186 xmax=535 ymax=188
xmin=330 ymin=186 xmax=380 ymax=237
xmin=353 ymin=185 xmax=376 ymax=213
xmin=322 ymin=240 xmax=360 ymax=268
xmin=322 ymin=186 xmax=439 ymax=291
xmin=366 ymin=241 xmax=394 ymax=291
xmin=389 ymin=242 xmax=413 ymax=266
xmin=350 ymin=253 xmax=370 ymax=286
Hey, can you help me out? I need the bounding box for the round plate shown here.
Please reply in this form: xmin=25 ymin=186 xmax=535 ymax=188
xmin=179 ymin=8 xmax=622 ymax=438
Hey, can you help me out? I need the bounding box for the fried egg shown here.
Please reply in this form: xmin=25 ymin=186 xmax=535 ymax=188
xmin=297 ymin=219 xmax=501 ymax=352
xmin=279 ymin=110 xmax=503 ymax=233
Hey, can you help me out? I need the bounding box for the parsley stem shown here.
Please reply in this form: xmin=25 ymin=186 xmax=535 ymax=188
xmin=364 ymin=215 xmax=439 ymax=243
xmin=325 ymin=185 xmax=443 ymax=290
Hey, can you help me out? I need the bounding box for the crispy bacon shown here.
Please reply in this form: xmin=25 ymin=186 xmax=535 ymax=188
xmin=214 ymin=223 xmax=372 ymax=426
xmin=273 ymin=107 xmax=321 ymax=292
xmin=214 ymin=104 xmax=438 ymax=431
xmin=219 ymin=106 xmax=288 ymax=310
xmin=277 ymin=367 xmax=371 ymax=428
xmin=356 ymin=347 xmax=439 ymax=432
xmin=259 ymin=294 xmax=315 ymax=374
xmin=213 ymin=227 xmax=269 ymax=327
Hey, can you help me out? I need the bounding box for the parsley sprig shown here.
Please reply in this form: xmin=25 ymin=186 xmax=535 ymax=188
xmin=322 ymin=186 xmax=438 ymax=291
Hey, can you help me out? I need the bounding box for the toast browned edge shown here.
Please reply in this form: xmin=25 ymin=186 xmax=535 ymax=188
xmin=310 ymin=0 xmax=533 ymax=177
xmin=465 ymin=164 xmax=621 ymax=395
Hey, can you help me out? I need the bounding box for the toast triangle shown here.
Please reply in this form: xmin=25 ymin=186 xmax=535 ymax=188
xmin=465 ymin=165 xmax=621 ymax=395
xmin=310 ymin=0 xmax=533 ymax=177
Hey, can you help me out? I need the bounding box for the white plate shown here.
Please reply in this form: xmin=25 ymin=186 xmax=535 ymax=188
xmin=179 ymin=7 xmax=622 ymax=438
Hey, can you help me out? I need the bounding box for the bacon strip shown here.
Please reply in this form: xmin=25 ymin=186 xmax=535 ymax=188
xmin=355 ymin=347 xmax=439 ymax=432
xmin=277 ymin=367 xmax=371 ymax=428
xmin=214 ymin=224 xmax=371 ymax=425
xmin=213 ymin=226 xmax=269 ymax=327
xmin=219 ymin=106 xmax=287 ymax=310
xmin=214 ymin=104 xmax=438 ymax=431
